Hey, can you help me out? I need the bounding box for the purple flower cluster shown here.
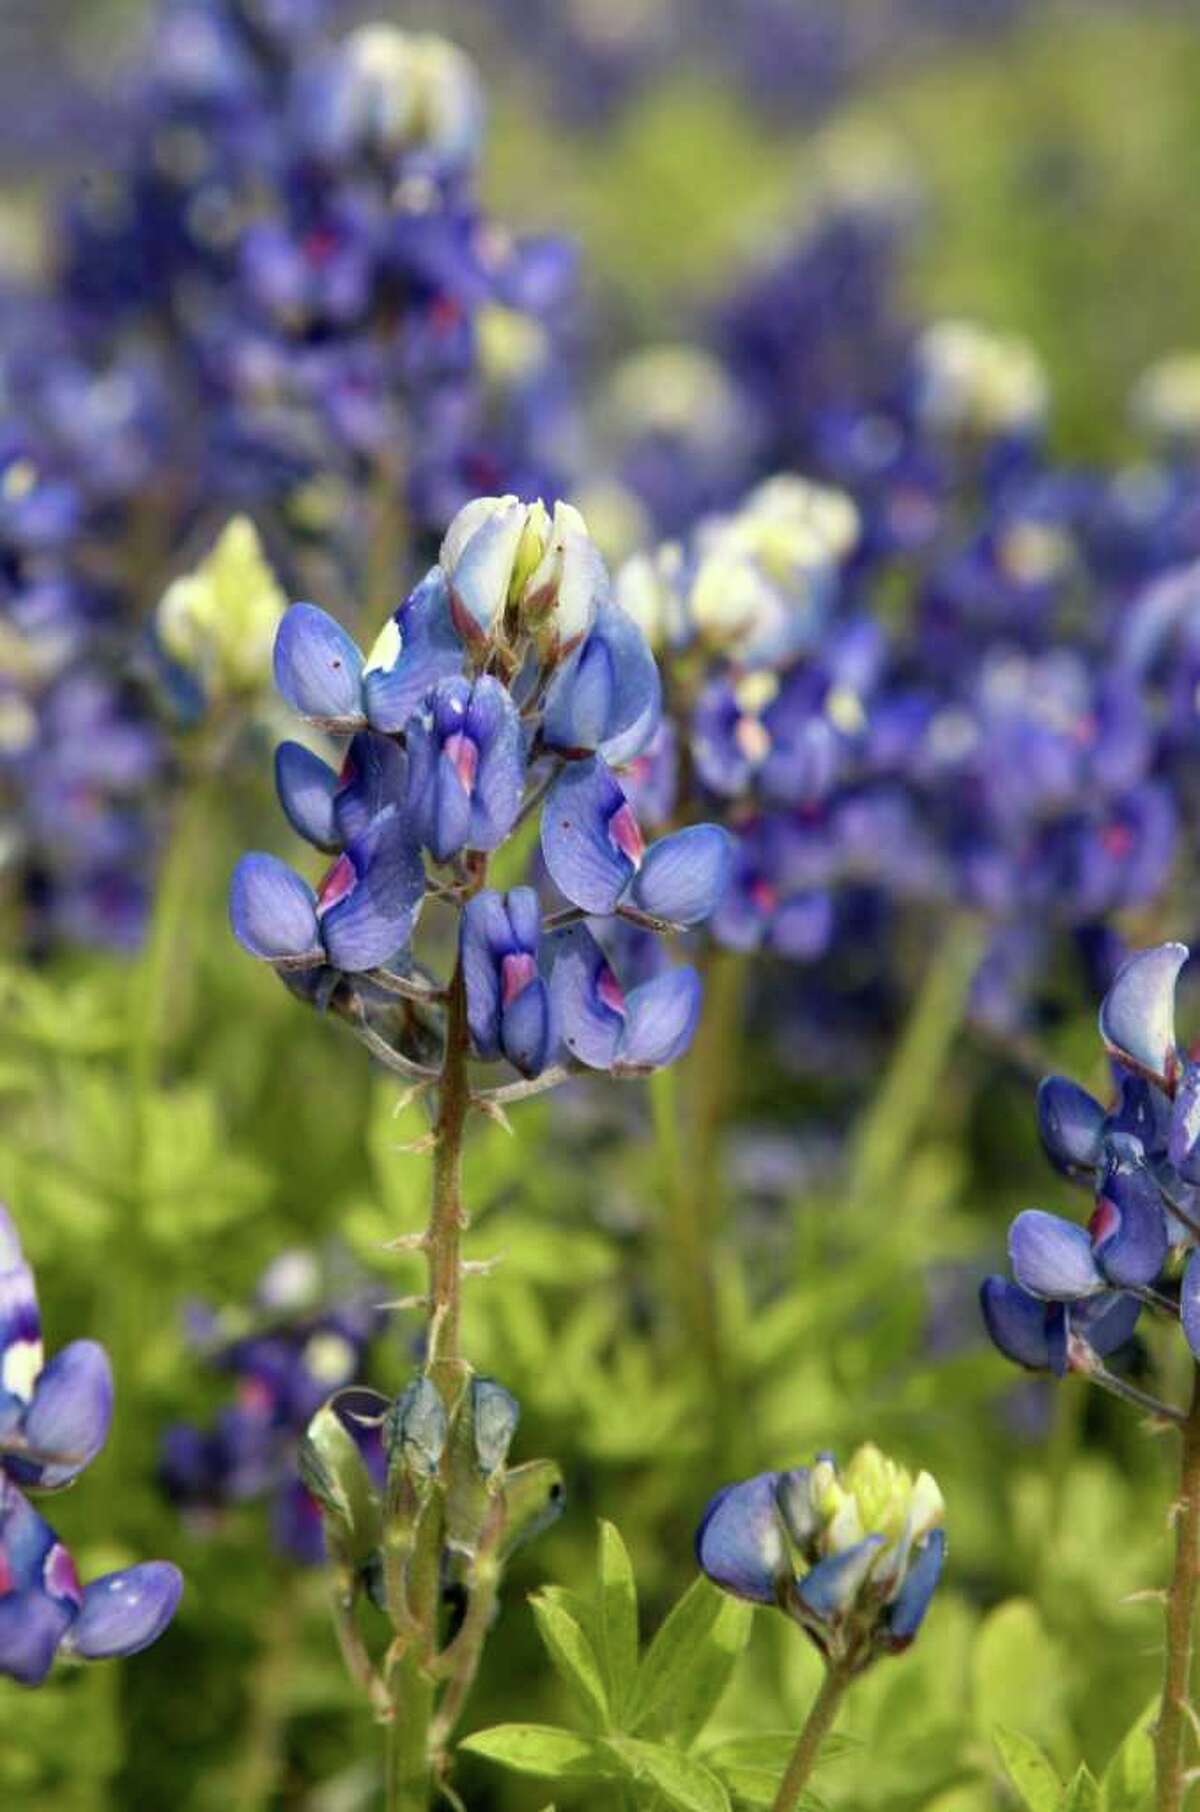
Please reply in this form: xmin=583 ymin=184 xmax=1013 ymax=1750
xmin=981 ymin=944 xmax=1200 ymax=1395
xmin=0 ymin=1207 xmax=181 ymax=1684
xmin=0 ymin=0 xmax=579 ymax=951
xmin=160 ymin=1248 xmax=382 ymax=1563
xmin=594 ymin=215 xmax=1200 ymax=1035
xmin=230 ymin=495 xmax=732 ymax=1080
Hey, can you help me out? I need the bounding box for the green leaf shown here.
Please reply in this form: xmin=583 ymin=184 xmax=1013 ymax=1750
xmin=973 ymin=1603 xmax=1066 ymax=1748
xmin=459 ymin=1724 xmax=614 ymax=1781
xmin=1102 ymin=1700 xmax=1155 ymax=1812
xmin=993 ymin=1728 xmax=1062 ymax=1812
xmin=596 ymin=1521 xmax=640 ymax=1721
xmin=530 ymin=1595 xmax=611 ymax=1729
xmin=631 ymin=1576 xmax=754 ymax=1746
xmin=606 ymin=1735 xmax=732 ymax=1812
xmin=1061 ymin=1766 xmax=1101 ymax=1812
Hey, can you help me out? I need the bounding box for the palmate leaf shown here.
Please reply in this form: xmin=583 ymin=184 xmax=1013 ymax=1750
xmin=530 ymin=1594 xmax=611 ymax=1729
xmin=629 ymin=1576 xmax=753 ymax=1747
xmin=458 ymin=1724 xmax=615 ymax=1781
xmin=1101 ymin=1700 xmax=1155 ymax=1812
xmin=993 ymin=1727 xmax=1061 ymax=1812
xmin=605 ymin=1734 xmax=731 ymax=1812
xmin=1060 ymin=1765 xmax=1101 ymax=1812
xmin=596 ymin=1520 xmax=640 ymax=1722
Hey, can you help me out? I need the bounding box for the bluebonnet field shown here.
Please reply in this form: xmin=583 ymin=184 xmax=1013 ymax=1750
xmin=9 ymin=2 xmax=1200 ymax=1809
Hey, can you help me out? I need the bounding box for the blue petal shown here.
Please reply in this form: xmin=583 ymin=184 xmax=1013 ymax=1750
xmin=979 ymin=1277 xmax=1068 ymax=1375
xmin=541 ymin=757 xmax=640 ymax=914
xmin=615 ymin=968 xmax=702 ymax=1074
xmin=0 ymin=1480 xmax=78 ymax=1603
xmin=501 ymin=976 xmax=551 ymax=1079
xmin=61 ymin=1562 xmax=183 ymax=1660
xmin=1182 ymin=1251 xmax=1200 ymax=1362
xmin=460 ymin=890 xmax=510 ymax=1061
xmin=1170 ymin=1060 xmax=1200 ymax=1185
xmin=0 ymin=1591 xmax=72 ymax=1684
xmin=463 ymin=677 xmax=524 ymax=851
xmin=1008 ymin=1210 xmax=1104 ymax=1301
xmin=1089 ymin=1155 xmax=1169 ymax=1288
xmin=316 ymin=809 xmax=425 ymax=972
xmin=546 ymin=925 xmax=624 ymax=1070
xmin=1036 ymin=1076 xmax=1106 ymax=1180
xmin=20 ymin=1341 xmax=113 ymax=1489
xmin=631 ymin=825 xmax=733 ymax=927
xmin=795 ymin=1537 xmax=885 ymax=1620
xmin=229 ymin=854 xmax=321 ymax=965
xmin=542 ymin=601 xmax=661 ymax=764
xmin=1071 ymin=1291 xmax=1141 ymax=1359
xmin=333 ymin=731 xmax=407 ymax=848
xmin=274 ymin=741 xmax=339 ymax=851
xmin=273 ymin=603 xmax=365 ymax=728
xmin=1099 ymin=941 xmax=1187 ymax=1084
xmin=694 ymin=1471 xmax=785 ymax=1604
xmin=362 ymin=568 xmax=464 ymax=732
xmin=884 ymin=1528 xmax=945 ymax=1647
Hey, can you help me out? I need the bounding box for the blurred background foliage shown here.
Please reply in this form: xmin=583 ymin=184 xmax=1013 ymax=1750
xmin=0 ymin=1 xmax=1197 ymax=1808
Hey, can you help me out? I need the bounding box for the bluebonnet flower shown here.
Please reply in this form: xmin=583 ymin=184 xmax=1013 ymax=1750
xmin=980 ymin=944 xmax=1200 ymax=1415
xmin=160 ymin=1248 xmax=382 ymax=1564
xmin=696 ymin=1443 xmax=945 ymax=1671
xmin=0 ymin=3 xmax=581 ymax=952
xmin=232 ymin=494 xmax=729 ymax=1081
xmin=0 ymin=1207 xmax=181 ymax=1684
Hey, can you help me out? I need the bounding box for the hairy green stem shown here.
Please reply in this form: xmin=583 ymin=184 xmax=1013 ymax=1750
xmin=426 ymin=959 xmax=471 ymax=1397
xmin=1155 ymin=1366 xmax=1200 ymax=1812
xmin=772 ymin=1666 xmax=850 ymax=1812
xmin=380 ymin=952 xmax=473 ymax=1809
xmin=846 ymin=912 xmax=985 ymax=1212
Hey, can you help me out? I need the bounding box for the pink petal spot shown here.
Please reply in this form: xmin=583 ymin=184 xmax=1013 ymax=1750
xmin=1101 ymin=821 xmax=1134 ymax=860
xmin=237 ymin=1376 xmax=276 ymax=1417
xmin=1089 ymin=1197 xmax=1120 ymax=1246
xmin=303 ymin=226 xmax=340 ymax=267
xmin=316 ymin=852 xmax=357 ymax=918
xmin=335 ymin=749 xmax=358 ymax=795
xmin=750 ymin=878 xmax=779 ymax=916
xmin=0 ymin=1548 xmax=11 ymax=1596
xmin=607 ymin=802 xmax=645 ymax=868
xmin=443 ymin=731 xmax=479 ymax=795
xmin=44 ymin=1542 xmax=83 ymax=1609
xmin=500 ymin=951 xmax=538 ymax=1007
xmin=596 ymin=961 xmax=627 ymax=1018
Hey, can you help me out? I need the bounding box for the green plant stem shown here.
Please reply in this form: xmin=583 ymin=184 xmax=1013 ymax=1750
xmin=380 ymin=953 xmax=474 ymax=1809
xmin=772 ymin=1666 xmax=850 ymax=1812
xmin=845 ymin=912 xmax=985 ymax=1212
xmin=387 ymin=1655 xmax=436 ymax=1812
xmin=114 ymin=763 xmax=214 ymax=1503
xmin=1155 ymin=1365 xmax=1200 ymax=1812
xmin=426 ymin=959 xmax=471 ymax=1398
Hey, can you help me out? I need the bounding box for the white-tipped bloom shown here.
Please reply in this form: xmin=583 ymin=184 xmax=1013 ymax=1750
xmin=157 ymin=516 xmax=285 ymax=696
xmin=439 ymin=495 xmax=607 ymax=657
xmin=914 ymin=318 xmax=1048 ymax=438
xmin=1131 ymin=351 xmax=1200 ymax=445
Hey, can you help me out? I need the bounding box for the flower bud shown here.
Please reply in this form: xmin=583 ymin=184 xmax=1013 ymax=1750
xmin=157 ymin=517 xmax=285 ymax=699
xmin=696 ymin=1442 xmax=945 ymax=1673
